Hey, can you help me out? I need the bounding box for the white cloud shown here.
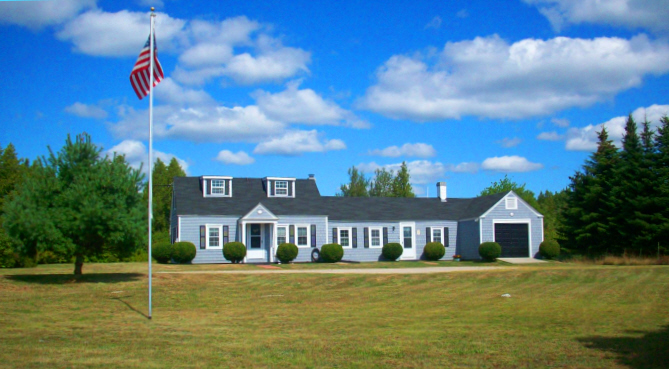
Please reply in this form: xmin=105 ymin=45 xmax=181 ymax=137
xmin=448 ymin=162 xmax=479 ymax=173
xmin=253 ymin=130 xmax=346 ymax=156
xmin=223 ymin=45 xmax=311 ymax=85
xmin=368 ymin=143 xmax=436 ymax=158
xmin=106 ymin=140 xmax=189 ymax=175
xmin=56 ymin=10 xmax=186 ymax=57
xmin=253 ymin=80 xmax=367 ymax=128
xmin=215 ymin=150 xmax=255 ymax=165
xmin=64 ymin=102 xmax=107 ymax=119
xmin=154 ymin=78 xmax=215 ymax=106
xmin=357 ymin=160 xmax=478 ymax=185
xmin=481 ymin=156 xmax=544 ymax=172
xmin=109 ymin=104 xmax=285 ymax=143
xmin=0 ymin=0 xmax=96 ymax=29
xmin=359 ymin=34 xmax=669 ymax=121
xmin=537 ymin=131 xmax=564 ymax=141
xmin=551 ymin=117 xmax=570 ymax=127
xmin=425 ymin=16 xmax=442 ymax=30
xmin=496 ymin=137 xmax=522 ymax=148
xmin=565 ymin=104 xmax=669 ymax=151
xmin=524 ymin=0 xmax=669 ymax=33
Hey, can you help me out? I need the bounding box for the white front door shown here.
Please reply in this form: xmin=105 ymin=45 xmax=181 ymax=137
xmin=399 ymin=222 xmax=416 ymax=260
xmin=246 ymin=223 xmax=267 ymax=260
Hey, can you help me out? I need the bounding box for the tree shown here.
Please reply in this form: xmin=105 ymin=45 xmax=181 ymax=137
xmin=654 ymin=117 xmax=669 ymax=254
xmin=391 ymin=162 xmax=415 ymax=198
xmin=537 ymin=189 xmax=567 ymax=243
xmin=338 ymin=166 xmax=369 ymax=197
xmin=141 ymin=157 xmax=186 ymax=237
xmin=4 ymin=133 xmax=146 ymax=275
xmin=479 ymin=174 xmax=539 ymax=210
xmin=0 ymin=143 xmax=29 ymax=267
xmin=369 ymin=168 xmax=394 ymax=197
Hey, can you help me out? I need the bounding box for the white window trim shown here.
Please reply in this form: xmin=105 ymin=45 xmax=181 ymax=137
xmin=295 ymin=224 xmax=311 ymax=248
xmin=206 ymin=224 xmax=223 ymax=249
xmin=202 ymin=176 xmax=233 ymax=198
xmin=276 ymin=226 xmax=288 ymax=246
xmin=274 ymin=180 xmax=289 ymax=197
xmin=211 ymin=179 xmax=225 ymax=195
xmin=369 ymin=227 xmax=382 ymax=248
xmin=505 ymin=197 xmax=518 ymax=210
xmin=431 ymin=227 xmax=443 ymax=245
xmin=338 ymin=227 xmax=352 ymax=249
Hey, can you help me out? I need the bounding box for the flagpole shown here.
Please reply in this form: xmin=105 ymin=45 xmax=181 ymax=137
xmin=148 ymin=7 xmax=156 ymax=320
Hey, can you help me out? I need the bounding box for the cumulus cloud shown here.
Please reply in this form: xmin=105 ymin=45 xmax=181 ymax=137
xmin=368 ymin=143 xmax=436 ymax=158
xmin=253 ymin=80 xmax=368 ymax=128
xmin=357 ymin=160 xmax=479 ymax=185
xmin=537 ymin=131 xmax=564 ymax=141
xmin=496 ymin=137 xmax=522 ymax=148
xmin=154 ymin=78 xmax=215 ymax=106
xmin=106 ymin=140 xmax=189 ymax=175
xmin=215 ymin=150 xmax=255 ymax=165
xmin=253 ymin=130 xmax=346 ymax=156
xmin=481 ymin=156 xmax=543 ymax=172
xmin=551 ymin=117 xmax=570 ymax=127
xmin=64 ymin=102 xmax=108 ymax=119
xmin=565 ymin=104 xmax=669 ymax=151
xmin=0 ymin=0 xmax=96 ymax=29
xmin=524 ymin=0 xmax=669 ymax=33
xmin=359 ymin=34 xmax=669 ymax=121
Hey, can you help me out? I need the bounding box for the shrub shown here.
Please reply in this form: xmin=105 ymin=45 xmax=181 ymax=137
xmin=172 ymin=242 xmax=196 ymax=264
xmin=424 ymin=242 xmax=445 ymax=261
xmin=152 ymin=242 xmax=173 ymax=264
xmin=479 ymin=242 xmax=501 ymax=261
xmin=382 ymin=243 xmax=403 ymax=261
xmin=320 ymin=243 xmax=344 ymax=263
xmin=276 ymin=243 xmax=298 ymax=263
xmin=539 ymin=240 xmax=560 ymax=259
xmin=223 ymin=242 xmax=247 ymax=263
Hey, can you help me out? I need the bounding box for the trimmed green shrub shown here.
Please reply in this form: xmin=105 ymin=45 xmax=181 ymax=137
xmin=223 ymin=242 xmax=247 ymax=263
xmin=382 ymin=243 xmax=403 ymax=261
xmin=424 ymin=242 xmax=445 ymax=261
xmin=276 ymin=243 xmax=298 ymax=263
xmin=479 ymin=242 xmax=502 ymax=261
xmin=320 ymin=243 xmax=344 ymax=263
xmin=539 ymin=239 xmax=560 ymax=259
xmin=172 ymin=242 xmax=196 ymax=264
xmin=152 ymin=242 xmax=173 ymax=264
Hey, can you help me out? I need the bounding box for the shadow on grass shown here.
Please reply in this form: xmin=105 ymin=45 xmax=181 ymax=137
xmin=111 ymin=296 xmax=149 ymax=319
xmin=579 ymin=325 xmax=669 ymax=369
xmin=4 ymin=273 xmax=144 ymax=285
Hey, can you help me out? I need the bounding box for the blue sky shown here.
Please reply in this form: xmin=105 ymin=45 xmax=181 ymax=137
xmin=1 ymin=0 xmax=669 ymax=198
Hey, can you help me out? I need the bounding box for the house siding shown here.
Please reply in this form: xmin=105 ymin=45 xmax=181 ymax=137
xmin=414 ymin=221 xmax=458 ymax=260
xmin=457 ymin=219 xmax=480 ymax=260
xmin=328 ymin=222 xmax=401 ymax=262
xmin=479 ymin=195 xmax=543 ymax=258
xmin=180 ymin=216 xmax=239 ymax=264
xmin=276 ymin=215 xmax=327 ymax=262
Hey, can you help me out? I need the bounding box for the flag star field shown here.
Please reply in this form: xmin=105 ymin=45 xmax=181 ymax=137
xmin=1 ymin=0 xmax=668 ymax=197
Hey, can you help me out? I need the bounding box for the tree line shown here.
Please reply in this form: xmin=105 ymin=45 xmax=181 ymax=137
xmin=338 ymin=162 xmax=415 ymax=197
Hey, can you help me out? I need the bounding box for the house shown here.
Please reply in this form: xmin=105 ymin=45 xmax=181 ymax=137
xmin=170 ymin=175 xmax=544 ymax=263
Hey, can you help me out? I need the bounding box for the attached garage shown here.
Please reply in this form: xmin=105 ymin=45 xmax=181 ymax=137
xmin=494 ymin=222 xmax=530 ymax=257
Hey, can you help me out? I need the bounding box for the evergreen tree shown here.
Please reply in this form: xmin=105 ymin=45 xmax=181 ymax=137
xmin=4 ymin=133 xmax=145 ymax=275
xmin=338 ymin=166 xmax=369 ymax=197
xmin=653 ymin=116 xmax=669 ymax=254
xmin=0 ymin=143 xmax=29 ymax=267
xmin=391 ymin=162 xmax=415 ymax=198
xmin=537 ymin=189 xmax=567 ymax=243
xmin=369 ymin=168 xmax=394 ymax=197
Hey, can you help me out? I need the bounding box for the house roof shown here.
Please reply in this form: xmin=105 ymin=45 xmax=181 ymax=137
xmin=172 ymin=176 xmax=511 ymax=221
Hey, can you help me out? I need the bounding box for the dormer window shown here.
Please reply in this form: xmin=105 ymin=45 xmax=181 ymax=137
xmin=202 ymin=176 xmax=233 ymax=198
xmin=212 ymin=179 xmax=225 ymax=194
xmin=275 ymin=181 xmax=288 ymax=196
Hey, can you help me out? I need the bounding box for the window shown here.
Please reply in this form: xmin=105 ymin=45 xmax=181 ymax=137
xmin=339 ymin=227 xmax=352 ymax=248
xmin=277 ymin=226 xmax=287 ymax=245
xmin=212 ymin=179 xmax=225 ymax=194
xmin=206 ymin=225 xmax=222 ymax=248
xmin=506 ymin=197 xmax=518 ymax=210
xmin=297 ymin=226 xmax=309 ymax=247
xmin=432 ymin=228 xmax=442 ymax=244
xmin=370 ymin=227 xmax=382 ymax=248
xmin=275 ymin=181 xmax=288 ymax=196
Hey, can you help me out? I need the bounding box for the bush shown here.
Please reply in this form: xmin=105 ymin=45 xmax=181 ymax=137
xmin=424 ymin=242 xmax=445 ymax=261
xmin=172 ymin=242 xmax=196 ymax=264
xmin=382 ymin=243 xmax=403 ymax=261
xmin=539 ymin=239 xmax=560 ymax=259
xmin=479 ymin=242 xmax=502 ymax=261
xmin=320 ymin=243 xmax=344 ymax=263
xmin=152 ymin=242 xmax=173 ymax=264
xmin=276 ymin=243 xmax=298 ymax=263
xmin=223 ymin=242 xmax=247 ymax=263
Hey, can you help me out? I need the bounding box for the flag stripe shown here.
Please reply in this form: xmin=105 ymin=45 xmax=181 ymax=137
xmin=129 ymin=35 xmax=164 ymax=100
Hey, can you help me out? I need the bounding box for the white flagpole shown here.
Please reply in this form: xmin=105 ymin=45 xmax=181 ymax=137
xmin=148 ymin=7 xmax=156 ymax=320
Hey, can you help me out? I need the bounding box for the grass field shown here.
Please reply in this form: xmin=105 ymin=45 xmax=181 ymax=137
xmin=1 ymin=262 xmax=668 ymax=368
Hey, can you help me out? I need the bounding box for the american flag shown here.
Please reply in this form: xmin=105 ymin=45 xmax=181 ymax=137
xmin=129 ymin=35 xmax=164 ymax=100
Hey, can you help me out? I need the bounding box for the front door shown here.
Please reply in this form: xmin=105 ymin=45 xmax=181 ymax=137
xmin=250 ymin=224 xmax=262 ymax=249
xmin=399 ymin=222 xmax=416 ymax=260
xmin=246 ymin=224 xmax=267 ymax=260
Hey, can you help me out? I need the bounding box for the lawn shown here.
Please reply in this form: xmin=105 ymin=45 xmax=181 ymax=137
xmin=1 ymin=263 xmax=668 ymax=368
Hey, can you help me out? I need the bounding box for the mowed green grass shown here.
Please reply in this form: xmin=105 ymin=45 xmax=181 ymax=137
xmin=1 ymin=263 xmax=668 ymax=368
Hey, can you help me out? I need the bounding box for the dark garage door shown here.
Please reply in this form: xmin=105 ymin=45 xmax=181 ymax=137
xmin=494 ymin=223 xmax=529 ymax=257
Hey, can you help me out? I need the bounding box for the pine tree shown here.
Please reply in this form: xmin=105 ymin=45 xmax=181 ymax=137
xmin=369 ymin=168 xmax=394 ymax=197
xmin=654 ymin=116 xmax=669 ymax=254
xmin=338 ymin=166 xmax=369 ymax=197
xmin=391 ymin=162 xmax=415 ymax=198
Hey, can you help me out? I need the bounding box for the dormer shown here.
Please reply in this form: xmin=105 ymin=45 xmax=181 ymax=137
xmin=201 ymin=176 xmax=233 ymax=198
xmin=264 ymin=177 xmax=296 ymax=198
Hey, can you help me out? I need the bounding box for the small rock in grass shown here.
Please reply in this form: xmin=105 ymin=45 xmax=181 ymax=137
xmin=501 ymin=293 xmax=511 ymax=298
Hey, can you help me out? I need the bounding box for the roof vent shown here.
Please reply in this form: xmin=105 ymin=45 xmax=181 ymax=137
xmin=437 ymin=182 xmax=447 ymax=202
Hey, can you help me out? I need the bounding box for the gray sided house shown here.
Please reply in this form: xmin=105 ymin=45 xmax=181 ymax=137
xmin=170 ymin=175 xmax=544 ymax=263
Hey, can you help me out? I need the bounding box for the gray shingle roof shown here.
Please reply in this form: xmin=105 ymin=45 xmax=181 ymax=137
xmin=173 ymin=177 xmax=509 ymax=221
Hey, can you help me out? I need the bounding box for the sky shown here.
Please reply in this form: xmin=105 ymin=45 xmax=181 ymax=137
xmin=1 ymin=0 xmax=669 ymax=198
